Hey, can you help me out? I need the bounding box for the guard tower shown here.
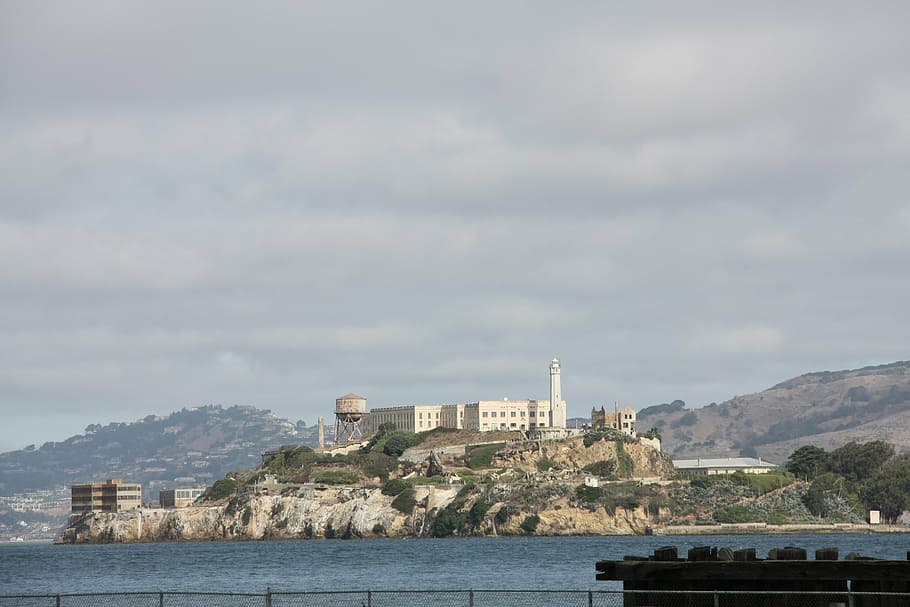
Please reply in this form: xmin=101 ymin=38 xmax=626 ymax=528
xmin=334 ymin=393 xmax=367 ymax=444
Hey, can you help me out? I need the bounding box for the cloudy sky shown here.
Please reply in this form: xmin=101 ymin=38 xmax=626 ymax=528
xmin=1 ymin=2 xmax=909 ymax=452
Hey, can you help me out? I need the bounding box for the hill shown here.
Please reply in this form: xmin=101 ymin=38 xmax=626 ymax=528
xmin=637 ymin=361 xmax=910 ymax=462
xmin=0 ymin=405 xmax=317 ymax=495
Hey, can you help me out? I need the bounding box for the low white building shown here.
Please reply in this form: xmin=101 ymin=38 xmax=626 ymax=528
xmin=673 ymin=457 xmax=777 ymax=475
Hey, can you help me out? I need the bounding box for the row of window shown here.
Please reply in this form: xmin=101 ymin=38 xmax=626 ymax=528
xmin=481 ymin=410 xmax=542 ymax=418
xmin=480 ymin=422 xmax=545 ymax=429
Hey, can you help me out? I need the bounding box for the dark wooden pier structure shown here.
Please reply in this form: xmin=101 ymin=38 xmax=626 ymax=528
xmin=596 ymin=546 xmax=910 ymax=607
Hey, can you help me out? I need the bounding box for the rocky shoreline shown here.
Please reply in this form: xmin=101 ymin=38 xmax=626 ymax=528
xmin=60 ymin=484 xmax=659 ymax=543
xmin=59 ymin=487 xmax=910 ymax=543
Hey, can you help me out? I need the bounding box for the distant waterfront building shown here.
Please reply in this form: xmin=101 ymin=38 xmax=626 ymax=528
xmin=159 ymin=487 xmax=205 ymax=508
xmin=361 ymin=358 xmax=568 ymax=435
xmin=71 ymin=478 xmax=142 ymax=514
xmin=673 ymin=457 xmax=777 ymax=476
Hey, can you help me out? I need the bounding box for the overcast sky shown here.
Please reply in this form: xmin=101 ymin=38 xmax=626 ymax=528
xmin=1 ymin=2 xmax=909 ymax=453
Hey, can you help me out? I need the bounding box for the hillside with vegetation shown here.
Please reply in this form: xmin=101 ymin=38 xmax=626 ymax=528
xmin=63 ymin=424 xmax=910 ymax=542
xmin=636 ymin=361 xmax=910 ymax=462
xmin=0 ymin=405 xmax=317 ymax=495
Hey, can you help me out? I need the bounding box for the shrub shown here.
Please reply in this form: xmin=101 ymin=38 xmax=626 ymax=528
xmin=391 ymin=488 xmax=417 ymax=513
xmin=205 ymin=478 xmax=239 ymax=501
xmin=615 ymin=441 xmax=634 ymax=478
xmin=467 ymin=499 xmax=491 ymax=527
xmin=357 ymin=451 xmax=398 ymax=482
xmin=314 ymin=470 xmax=359 ymax=485
xmin=519 ymin=514 xmax=540 ymax=534
xmin=466 ymin=444 xmax=504 ymax=469
xmin=536 ymin=457 xmax=557 ymax=472
xmin=639 ymin=428 xmax=662 ymax=441
xmin=583 ymin=460 xmax=616 ymax=478
xmin=583 ymin=433 xmax=604 ymax=448
xmin=382 ymin=478 xmax=410 ymax=496
xmin=495 ymin=505 xmax=515 ymax=524
xmin=713 ymin=504 xmax=761 ymax=523
xmin=734 ymin=471 xmax=792 ymax=495
xmin=431 ymin=507 xmax=465 ymax=537
xmin=575 ymin=484 xmax=604 ymax=505
xmin=382 ymin=433 xmax=414 ymax=457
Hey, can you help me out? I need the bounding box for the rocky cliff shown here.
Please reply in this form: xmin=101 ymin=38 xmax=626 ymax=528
xmin=494 ymin=435 xmax=674 ymax=479
xmin=61 ymin=480 xmax=660 ymax=543
xmin=62 ymin=486 xmax=432 ymax=542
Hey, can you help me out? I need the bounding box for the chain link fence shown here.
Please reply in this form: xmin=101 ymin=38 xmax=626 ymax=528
xmin=2 ymin=589 xmax=908 ymax=607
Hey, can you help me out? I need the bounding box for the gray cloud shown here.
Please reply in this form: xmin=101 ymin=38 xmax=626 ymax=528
xmin=1 ymin=1 xmax=909 ymax=451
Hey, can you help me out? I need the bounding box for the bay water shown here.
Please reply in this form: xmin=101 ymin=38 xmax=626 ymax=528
xmin=1 ymin=534 xmax=908 ymax=595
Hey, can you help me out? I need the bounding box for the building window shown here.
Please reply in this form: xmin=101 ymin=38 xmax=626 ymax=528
xmin=530 ymin=411 xmax=536 ymax=417
xmin=482 ymin=412 xmax=488 ymax=418
xmin=500 ymin=411 xmax=506 ymax=417
xmin=520 ymin=411 xmax=525 ymax=417
xmin=510 ymin=423 xmax=516 ymax=428
xmin=510 ymin=411 xmax=516 ymax=417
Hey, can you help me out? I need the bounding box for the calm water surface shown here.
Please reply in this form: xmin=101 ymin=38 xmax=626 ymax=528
xmin=1 ymin=534 xmax=908 ymax=594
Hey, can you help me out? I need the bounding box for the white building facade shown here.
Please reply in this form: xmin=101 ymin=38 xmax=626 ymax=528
xmin=361 ymin=358 xmax=567 ymax=435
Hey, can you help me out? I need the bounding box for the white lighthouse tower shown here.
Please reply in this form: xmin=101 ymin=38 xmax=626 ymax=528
xmin=549 ymin=358 xmax=566 ymax=428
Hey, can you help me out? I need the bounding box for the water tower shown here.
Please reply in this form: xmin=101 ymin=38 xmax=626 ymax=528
xmin=334 ymin=393 xmax=367 ymax=444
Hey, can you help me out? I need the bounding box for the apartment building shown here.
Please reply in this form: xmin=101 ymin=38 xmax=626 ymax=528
xmin=71 ymin=478 xmax=143 ymax=514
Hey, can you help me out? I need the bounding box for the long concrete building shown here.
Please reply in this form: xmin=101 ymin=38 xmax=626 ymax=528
xmin=362 ymin=358 xmax=568 ymax=435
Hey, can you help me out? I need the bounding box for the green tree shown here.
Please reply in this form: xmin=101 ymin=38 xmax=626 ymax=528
xmin=803 ymin=472 xmax=844 ymax=518
xmin=862 ymin=454 xmax=910 ymax=523
xmin=639 ymin=427 xmax=662 ymax=441
xmin=519 ymin=514 xmax=540 ymax=534
xmin=205 ymin=478 xmax=239 ymax=501
xmin=431 ymin=507 xmax=465 ymax=537
xmin=382 ymin=433 xmax=412 ymax=457
xmin=391 ymin=488 xmax=417 ymax=513
xmin=785 ymin=445 xmax=828 ymax=480
xmin=827 ymin=441 xmax=894 ymax=484
xmin=467 ymin=499 xmax=491 ymax=527
xmin=381 ymin=478 xmax=410 ymax=496
xmin=615 ymin=441 xmax=634 ymax=478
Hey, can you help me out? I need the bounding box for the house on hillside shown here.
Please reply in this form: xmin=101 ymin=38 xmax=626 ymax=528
xmin=673 ymin=457 xmax=777 ymax=476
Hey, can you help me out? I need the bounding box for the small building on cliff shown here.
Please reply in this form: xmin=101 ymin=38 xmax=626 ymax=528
xmin=71 ymin=478 xmax=142 ymax=513
xmin=673 ymin=457 xmax=777 ymax=476
xmin=590 ymin=402 xmax=637 ymax=436
xmin=159 ymin=487 xmax=205 ymax=508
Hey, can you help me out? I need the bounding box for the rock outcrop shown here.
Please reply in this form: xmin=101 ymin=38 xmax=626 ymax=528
xmin=60 ymin=480 xmax=669 ymax=543
xmin=62 ymin=485 xmax=452 ymax=543
xmin=494 ymin=436 xmax=675 ymax=479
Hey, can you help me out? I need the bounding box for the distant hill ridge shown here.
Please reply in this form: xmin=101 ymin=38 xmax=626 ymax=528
xmin=5 ymin=360 xmax=910 ymax=495
xmin=638 ymin=361 xmax=910 ymax=462
xmin=0 ymin=405 xmax=317 ymax=494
